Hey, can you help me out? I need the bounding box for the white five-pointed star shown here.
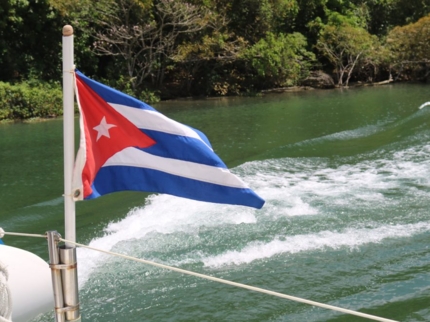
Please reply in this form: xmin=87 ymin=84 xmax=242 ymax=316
xmin=93 ymin=116 xmax=117 ymax=141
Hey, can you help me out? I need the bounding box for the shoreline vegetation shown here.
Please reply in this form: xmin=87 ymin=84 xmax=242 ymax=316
xmin=0 ymin=76 xmax=402 ymax=124
xmin=1 ymin=0 xmax=429 ymax=122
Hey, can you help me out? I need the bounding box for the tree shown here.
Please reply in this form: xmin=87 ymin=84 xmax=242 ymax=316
xmin=386 ymin=14 xmax=430 ymax=80
xmin=211 ymin=0 xmax=299 ymax=41
xmin=316 ymin=23 xmax=378 ymax=86
xmin=362 ymin=0 xmax=430 ymax=35
xmin=0 ymin=0 xmax=63 ymax=82
xmin=48 ymin=0 xmax=115 ymax=77
xmin=172 ymin=30 xmax=248 ymax=95
xmin=92 ymin=0 xmax=218 ymax=93
xmin=242 ymin=32 xmax=315 ymax=88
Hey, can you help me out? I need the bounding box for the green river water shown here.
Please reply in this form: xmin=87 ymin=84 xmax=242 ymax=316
xmin=1 ymin=83 xmax=430 ymax=321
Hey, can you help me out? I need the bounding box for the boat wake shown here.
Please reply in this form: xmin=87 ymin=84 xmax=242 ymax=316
xmin=78 ymin=135 xmax=430 ymax=284
xmin=201 ymin=221 xmax=430 ymax=268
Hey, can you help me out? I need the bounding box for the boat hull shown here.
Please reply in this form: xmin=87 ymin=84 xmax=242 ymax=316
xmin=0 ymin=245 xmax=53 ymax=322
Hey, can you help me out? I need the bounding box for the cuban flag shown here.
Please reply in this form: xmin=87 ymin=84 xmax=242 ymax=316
xmin=72 ymin=71 xmax=265 ymax=209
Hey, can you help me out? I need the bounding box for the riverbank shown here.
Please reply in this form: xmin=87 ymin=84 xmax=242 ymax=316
xmin=261 ymin=77 xmax=396 ymax=94
xmin=1 ymin=77 xmax=425 ymax=124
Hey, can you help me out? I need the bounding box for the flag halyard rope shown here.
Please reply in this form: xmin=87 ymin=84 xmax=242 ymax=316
xmin=1 ymin=232 xmax=46 ymax=239
xmin=1 ymin=231 xmax=398 ymax=322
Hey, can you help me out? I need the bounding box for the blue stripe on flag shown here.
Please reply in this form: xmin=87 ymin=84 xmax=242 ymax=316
xmin=139 ymin=130 xmax=225 ymax=167
xmin=89 ymin=166 xmax=264 ymax=209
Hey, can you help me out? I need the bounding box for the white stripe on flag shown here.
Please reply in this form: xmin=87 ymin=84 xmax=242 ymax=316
xmin=110 ymin=103 xmax=212 ymax=150
xmin=103 ymin=147 xmax=248 ymax=188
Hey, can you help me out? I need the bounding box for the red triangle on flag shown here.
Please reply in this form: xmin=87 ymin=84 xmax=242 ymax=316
xmin=75 ymin=74 xmax=156 ymax=198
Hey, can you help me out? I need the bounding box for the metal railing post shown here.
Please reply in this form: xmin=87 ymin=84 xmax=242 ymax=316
xmin=59 ymin=246 xmax=80 ymax=321
xmin=47 ymin=231 xmax=81 ymax=321
xmin=47 ymin=231 xmax=65 ymax=322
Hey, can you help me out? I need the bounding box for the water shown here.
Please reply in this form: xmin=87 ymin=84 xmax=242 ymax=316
xmin=1 ymin=83 xmax=430 ymax=321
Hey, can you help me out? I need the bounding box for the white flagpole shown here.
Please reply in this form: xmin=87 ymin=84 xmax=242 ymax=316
xmin=46 ymin=26 xmax=81 ymax=322
xmin=62 ymin=25 xmax=76 ymax=247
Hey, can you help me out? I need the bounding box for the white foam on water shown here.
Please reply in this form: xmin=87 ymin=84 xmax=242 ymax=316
xmin=418 ymin=101 xmax=430 ymax=109
xmin=77 ymin=193 xmax=258 ymax=285
xmin=202 ymin=221 xmax=430 ymax=268
xmin=244 ymin=140 xmax=430 ymax=213
xmin=77 ymin=137 xmax=430 ymax=285
xmin=289 ymin=122 xmax=389 ymax=149
xmin=318 ymin=123 xmax=386 ymax=141
xmin=25 ymin=197 xmax=63 ymax=207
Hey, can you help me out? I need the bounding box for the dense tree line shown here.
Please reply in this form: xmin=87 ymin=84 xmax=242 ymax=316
xmin=0 ymin=0 xmax=429 ymax=107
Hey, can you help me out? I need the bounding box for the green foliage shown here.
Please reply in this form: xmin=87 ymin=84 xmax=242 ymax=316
xmin=214 ymin=0 xmax=299 ymax=41
xmin=48 ymin=0 xmax=116 ymax=77
xmin=387 ymin=14 xmax=430 ymax=62
xmin=363 ymin=0 xmax=430 ymax=35
xmin=243 ymin=32 xmax=315 ymax=87
xmin=138 ymin=89 xmax=160 ymax=104
xmin=0 ymin=0 xmax=64 ymax=82
xmin=387 ymin=14 xmax=430 ymax=79
xmin=324 ymin=8 xmax=367 ymax=28
xmin=316 ymin=22 xmax=379 ymax=85
xmin=0 ymin=81 xmax=63 ymax=120
xmin=174 ymin=31 xmax=248 ymax=64
xmin=171 ymin=26 xmax=249 ymax=96
xmin=0 ymin=0 xmax=429 ymax=120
